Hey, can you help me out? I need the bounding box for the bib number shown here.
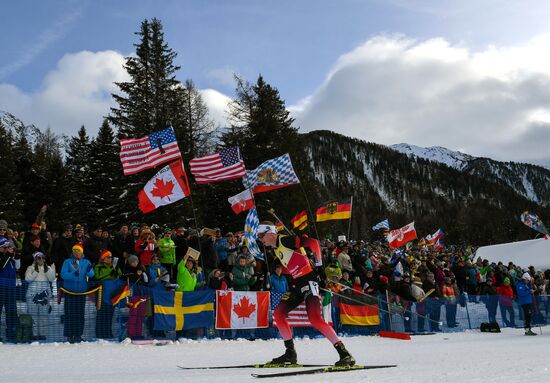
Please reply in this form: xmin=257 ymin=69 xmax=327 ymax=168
xmin=308 ymin=281 xmax=320 ymax=297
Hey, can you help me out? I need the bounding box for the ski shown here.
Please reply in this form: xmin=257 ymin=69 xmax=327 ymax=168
xmin=177 ymin=363 xmax=327 ymax=370
xmin=251 ymin=364 xmax=397 ymax=378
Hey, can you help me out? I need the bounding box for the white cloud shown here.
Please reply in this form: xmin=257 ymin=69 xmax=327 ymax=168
xmin=291 ymin=34 xmax=550 ymax=167
xmin=199 ymin=89 xmax=232 ymax=128
xmin=0 ymin=50 xmax=129 ymax=136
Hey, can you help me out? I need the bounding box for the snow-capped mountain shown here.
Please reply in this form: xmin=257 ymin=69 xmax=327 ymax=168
xmin=390 ymin=143 xmax=472 ymax=170
xmin=390 ymin=143 xmax=550 ymax=205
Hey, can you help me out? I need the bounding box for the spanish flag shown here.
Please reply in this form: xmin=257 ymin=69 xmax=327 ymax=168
xmin=316 ymin=199 xmax=352 ymax=222
xmin=291 ymin=210 xmax=308 ymax=229
xmin=339 ymin=302 xmax=380 ymax=326
xmin=110 ymin=284 xmax=130 ymax=305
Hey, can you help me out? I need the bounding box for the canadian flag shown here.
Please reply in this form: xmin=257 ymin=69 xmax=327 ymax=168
xmin=387 ymin=222 xmax=417 ymax=249
xmin=138 ymin=161 xmax=191 ymax=214
xmin=227 ymin=189 xmax=255 ymax=214
xmin=215 ymin=291 xmax=269 ymax=329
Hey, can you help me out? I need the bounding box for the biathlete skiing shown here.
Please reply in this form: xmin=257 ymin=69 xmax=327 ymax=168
xmin=257 ymin=221 xmax=355 ymax=367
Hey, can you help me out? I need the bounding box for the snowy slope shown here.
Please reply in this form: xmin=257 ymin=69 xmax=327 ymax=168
xmin=0 ymin=330 xmax=548 ymax=383
xmin=390 ymin=143 xmax=550 ymax=205
xmin=390 ymin=143 xmax=472 ymax=170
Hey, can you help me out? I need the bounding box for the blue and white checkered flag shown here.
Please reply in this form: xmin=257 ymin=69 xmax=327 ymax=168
xmin=372 ymin=219 xmax=390 ymax=231
xmin=244 ymin=208 xmax=264 ymax=260
xmin=243 ymin=154 xmax=300 ymax=193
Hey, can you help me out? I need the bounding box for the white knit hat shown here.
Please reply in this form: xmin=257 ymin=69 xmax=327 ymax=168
xmin=522 ymin=272 xmax=532 ymax=281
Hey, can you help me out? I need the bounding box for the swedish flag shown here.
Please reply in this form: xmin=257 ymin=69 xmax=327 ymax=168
xmin=152 ymin=289 xmax=215 ymax=331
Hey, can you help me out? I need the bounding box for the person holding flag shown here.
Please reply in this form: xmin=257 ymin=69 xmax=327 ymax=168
xmin=257 ymin=222 xmax=355 ymax=367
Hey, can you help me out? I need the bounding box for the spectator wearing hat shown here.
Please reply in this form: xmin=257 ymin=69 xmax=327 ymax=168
xmin=148 ymin=253 xmax=169 ymax=289
xmin=0 ymin=237 xmax=19 ymax=342
xmin=84 ymin=225 xmax=106 ymax=265
xmin=232 ymin=254 xmax=256 ymax=291
xmin=94 ymin=249 xmax=120 ymax=339
xmin=208 ymin=269 xmax=229 ymax=290
xmin=0 ymin=220 xmax=8 ymax=242
xmin=25 ymin=251 xmax=55 ymax=340
xmin=94 ymin=250 xmax=120 ymax=282
xmin=269 ymin=263 xmax=289 ymax=293
xmin=51 ymin=224 xmax=76 ymax=279
xmin=60 ymin=244 xmax=95 ymax=343
xmin=135 ymin=229 xmax=158 ymax=267
xmin=177 ymin=253 xmax=199 ymax=292
xmin=337 ymin=244 xmax=353 ymax=274
xmin=480 ymin=276 xmax=498 ymax=323
xmin=411 ymin=276 xmax=427 ymax=332
xmin=121 ymin=255 xmax=148 ymax=286
xmin=215 ymin=229 xmax=230 ymax=273
xmin=496 ymin=277 xmax=516 ymax=327
xmin=158 ymin=228 xmax=176 ymax=279
xmin=73 ymin=224 xmax=85 ymax=245
xmin=515 ymin=273 xmax=536 ymax=335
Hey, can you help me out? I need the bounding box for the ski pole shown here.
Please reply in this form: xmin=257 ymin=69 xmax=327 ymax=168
xmin=266 ymin=208 xmax=294 ymax=236
xmin=330 ymin=280 xmax=442 ymax=326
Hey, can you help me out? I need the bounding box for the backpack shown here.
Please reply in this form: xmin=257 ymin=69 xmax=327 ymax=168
xmin=480 ymin=322 xmax=500 ymax=333
xmin=16 ymin=314 xmax=34 ymax=342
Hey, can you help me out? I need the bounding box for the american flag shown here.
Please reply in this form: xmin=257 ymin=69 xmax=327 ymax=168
xmin=119 ymin=127 xmax=182 ymax=176
xmin=189 ymin=147 xmax=246 ymax=184
xmin=270 ymin=292 xmax=332 ymax=327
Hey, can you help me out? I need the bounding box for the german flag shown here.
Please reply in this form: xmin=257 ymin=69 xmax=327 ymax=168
xmin=291 ymin=210 xmax=308 ymax=229
xmin=110 ymin=284 xmax=130 ymax=305
xmin=339 ymin=302 xmax=380 ymax=326
xmin=297 ymin=221 xmax=308 ymax=231
xmin=275 ymin=220 xmax=284 ymax=232
xmin=316 ymin=199 xmax=352 ymax=222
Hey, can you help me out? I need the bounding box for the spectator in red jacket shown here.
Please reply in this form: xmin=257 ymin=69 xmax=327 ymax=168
xmin=496 ymin=277 xmax=516 ymax=327
xmin=134 ymin=229 xmax=158 ymax=267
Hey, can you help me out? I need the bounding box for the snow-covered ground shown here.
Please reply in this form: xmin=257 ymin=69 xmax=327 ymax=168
xmin=1 ymin=328 xmax=549 ymax=383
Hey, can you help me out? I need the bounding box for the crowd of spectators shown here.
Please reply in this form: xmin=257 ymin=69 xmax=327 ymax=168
xmin=0 ymin=210 xmax=549 ymax=343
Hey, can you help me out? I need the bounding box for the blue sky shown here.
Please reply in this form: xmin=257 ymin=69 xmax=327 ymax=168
xmin=2 ymin=1 xmax=550 ymax=166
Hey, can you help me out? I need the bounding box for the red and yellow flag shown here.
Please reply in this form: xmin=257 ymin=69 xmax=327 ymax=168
xmin=291 ymin=210 xmax=308 ymax=229
xmin=316 ymin=199 xmax=352 ymax=222
xmin=339 ymin=302 xmax=380 ymax=326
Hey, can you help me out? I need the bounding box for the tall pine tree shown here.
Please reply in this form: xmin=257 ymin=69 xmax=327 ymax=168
xmin=65 ymin=126 xmax=93 ymax=225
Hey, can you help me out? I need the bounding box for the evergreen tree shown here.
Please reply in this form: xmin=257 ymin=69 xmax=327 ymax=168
xmin=33 ymin=127 xmax=69 ymax=231
xmin=65 ymin=125 xmax=93 ymax=225
xmin=172 ymin=79 xmax=216 ymax=159
xmin=89 ymin=120 xmax=125 ymax=228
xmin=0 ymin=117 xmax=20 ymax=223
xmin=109 ymin=18 xmax=186 ymax=224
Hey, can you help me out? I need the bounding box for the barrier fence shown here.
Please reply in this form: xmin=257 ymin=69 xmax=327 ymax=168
xmin=0 ymin=279 xmax=548 ymax=343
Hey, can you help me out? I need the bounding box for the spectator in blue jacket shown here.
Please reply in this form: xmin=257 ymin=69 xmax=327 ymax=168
xmin=215 ymin=230 xmax=229 ymax=273
xmin=0 ymin=237 xmax=19 ymax=342
xmin=60 ymin=244 xmax=95 ymax=343
xmin=269 ymin=263 xmax=289 ymax=293
xmin=515 ymin=273 xmax=536 ymax=336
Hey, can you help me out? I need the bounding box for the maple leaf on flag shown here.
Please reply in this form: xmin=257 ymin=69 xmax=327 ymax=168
xmin=233 ymin=296 xmax=256 ymax=323
xmin=151 ymin=178 xmax=174 ymax=199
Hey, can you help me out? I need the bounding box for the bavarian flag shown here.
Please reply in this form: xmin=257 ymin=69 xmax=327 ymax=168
xmin=316 ymin=199 xmax=352 ymax=222
xmin=339 ymin=301 xmax=380 ymax=326
xmin=152 ymin=289 xmax=215 ymax=331
xmin=291 ymin=210 xmax=308 ymax=230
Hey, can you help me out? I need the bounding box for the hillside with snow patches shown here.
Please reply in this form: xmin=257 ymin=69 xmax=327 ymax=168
xmin=391 ymin=143 xmax=550 ymax=205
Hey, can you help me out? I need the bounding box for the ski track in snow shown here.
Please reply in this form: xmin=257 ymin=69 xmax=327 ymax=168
xmin=0 ymin=329 xmax=549 ymax=382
